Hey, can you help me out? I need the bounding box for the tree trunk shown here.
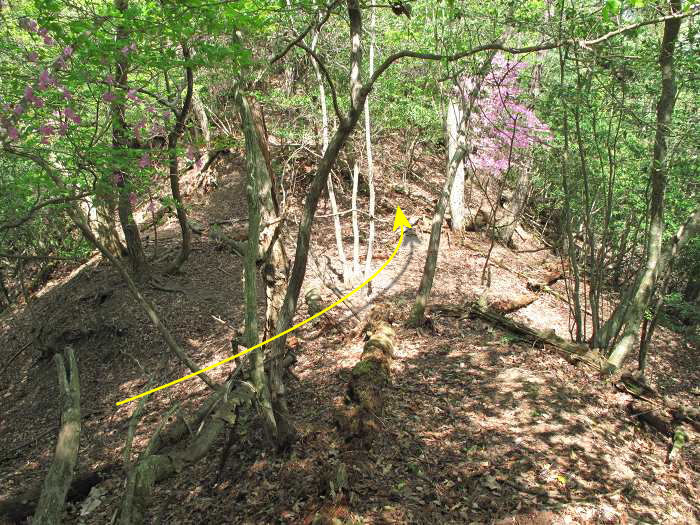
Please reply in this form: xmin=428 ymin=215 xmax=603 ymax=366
xmin=363 ymin=5 xmax=377 ymax=284
xmin=164 ymin=45 xmax=194 ymax=275
xmin=447 ymin=98 xmax=466 ymax=231
xmin=351 ymin=159 xmax=361 ymax=275
xmin=606 ymin=2 xmax=683 ymax=370
xmin=409 ymin=51 xmax=501 ymax=326
xmin=235 ymin=90 xmax=278 ymax=441
xmin=33 ymin=348 xmax=80 ymax=525
xmin=309 ymin=17 xmax=349 ymax=283
xmin=497 ymin=164 xmax=530 ymax=246
xmin=266 ymin=0 xmax=367 ymax=448
xmin=93 ymin=193 xmax=126 ymax=257
xmin=113 ymin=0 xmax=147 ymax=277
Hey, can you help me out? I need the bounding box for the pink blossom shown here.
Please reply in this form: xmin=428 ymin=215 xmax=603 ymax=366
xmin=148 ymin=201 xmax=157 ymax=212
xmin=105 ymin=74 xmax=115 ymax=85
xmin=38 ymin=70 xmax=54 ymax=90
xmin=102 ymin=92 xmax=116 ymax=103
xmin=14 ymin=104 xmax=24 ymax=116
xmin=27 ymin=51 xmax=39 ymax=63
xmin=60 ymin=86 xmax=73 ymax=100
xmin=7 ymin=126 xmax=19 ymax=140
xmin=56 ymin=56 xmax=66 ymax=68
xmin=113 ymin=173 xmax=124 ymax=185
xmin=31 ymin=96 xmax=44 ymax=108
xmin=43 ymin=35 xmax=54 ymax=46
xmin=58 ymin=122 xmax=68 ymax=136
xmin=138 ymin=153 xmax=151 ymax=168
xmin=195 ymin=157 xmax=204 ymax=170
xmin=39 ymin=123 xmax=54 ymax=139
xmin=121 ymin=45 xmax=131 ymax=55
xmin=23 ymin=19 xmax=38 ymax=33
xmin=129 ymin=193 xmax=137 ymax=206
xmin=65 ymin=107 xmax=81 ymax=124
xmin=24 ymin=85 xmax=34 ymax=99
xmin=126 ymin=89 xmax=139 ymax=102
xmin=63 ymin=46 xmax=73 ymax=58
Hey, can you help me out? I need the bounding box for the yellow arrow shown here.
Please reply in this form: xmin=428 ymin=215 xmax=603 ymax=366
xmin=116 ymin=207 xmax=412 ymax=406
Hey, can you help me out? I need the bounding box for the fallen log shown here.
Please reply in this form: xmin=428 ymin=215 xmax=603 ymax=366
xmin=618 ymin=373 xmax=700 ymax=432
xmin=429 ymin=301 xmax=602 ymax=369
xmin=527 ymin=267 xmax=564 ymax=292
xmin=489 ymin=293 xmax=538 ymax=314
xmin=628 ymin=401 xmax=674 ymax=436
xmin=33 ymin=347 xmax=81 ymax=525
xmin=335 ymin=320 xmax=396 ymax=442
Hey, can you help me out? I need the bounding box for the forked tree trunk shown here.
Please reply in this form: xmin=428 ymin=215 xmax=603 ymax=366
xmin=606 ymin=1 xmax=683 ymax=370
xmin=33 ymin=348 xmax=80 ymax=525
xmin=267 ymin=0 xmax=368 ymax=448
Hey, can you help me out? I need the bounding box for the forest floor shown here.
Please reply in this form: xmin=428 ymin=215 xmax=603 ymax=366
xmin=0 ymin=143 xmax=699 ymax=525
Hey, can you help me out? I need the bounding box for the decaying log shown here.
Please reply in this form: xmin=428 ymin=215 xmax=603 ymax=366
xmin=618 ymin=373 xmax=700 ymax=432
xmin=336 ymin=320 xmax=396 ymax=442
xmin=208 ymin=225 xmax=246 ymax=256
xmin=628 ymin=401 xmax=674 ymax=436
xmin=489 ymin=293 xmax=538 ymax=314
xmin=527 ymin=267 xmax=564 ymax=292
xmin=33 ymin=347 xmax=81 ymax=525
xmin=429 ymin=301 xmax=603 ymax=368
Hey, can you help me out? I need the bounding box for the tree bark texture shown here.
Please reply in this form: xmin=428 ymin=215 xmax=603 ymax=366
xmin=606 ymin=4 xmax=683 ymax=369
xmin=113 ymin=0 xmax=147 ymax=277
xmin=33 ymin=348 xmax=81 ymax=525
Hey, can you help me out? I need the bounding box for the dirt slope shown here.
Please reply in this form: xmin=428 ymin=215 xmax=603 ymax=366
xmin=1 ymin=147 xmax=698 ymax=525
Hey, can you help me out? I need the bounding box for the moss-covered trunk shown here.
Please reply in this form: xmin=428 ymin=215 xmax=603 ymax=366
xmin=33 ymin=348 xmax=81 ymax=525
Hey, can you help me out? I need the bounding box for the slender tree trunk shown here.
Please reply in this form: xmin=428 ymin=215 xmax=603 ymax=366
xmin=309 ymin=18 xmax=349 ymax=283
xmin=363 ymin=5 xmax=376 ymax=283
xmin=607 ymin=1 xmax=683 ymax=370
xmin=239 ymin=95 xmax=277 ymax=441
xmin=33 ymin=348 xmax=80 ymax=525
xmin=164 ymin=44 xmax=194 ymax=274
xmin=191 ymin=91 xmax=211 ymax=153
xmin=267 ymin=0 xmax=367 ymax=448
xmin=409 ymin=51 xmax=501 ymax=326
xmin=352 ymin=159 xmax=361 ymax=275
xmin=446 ymin=98 xmax=466 ymax=231
xmin=113 ymin=0 xmax=147 ymax=277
